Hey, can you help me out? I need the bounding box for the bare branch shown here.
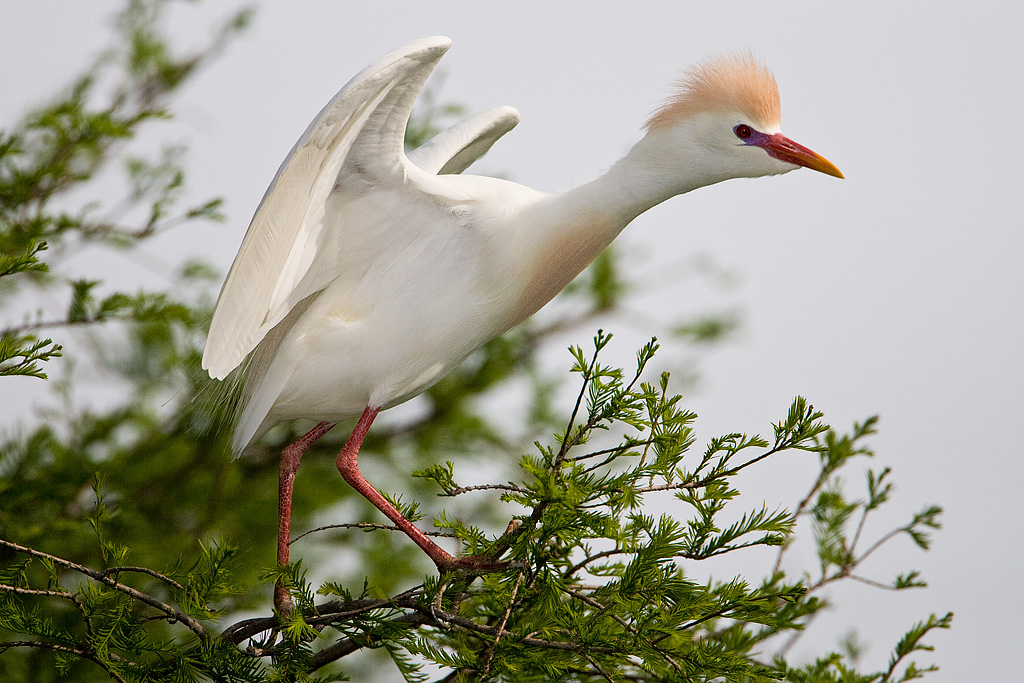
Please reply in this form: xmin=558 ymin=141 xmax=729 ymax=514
xmin=852 ymin=526 xmax=907 ymax=568
xmin=101 ymin=565 xmax=184 ymax=591
xmin=441 ymin=482 xmax=530 ymax=497
xmin=1 ymin=317 xmax=96 ymax=337
xmin=0 ymin=584 xmax=75 ymax=600
xmin=290 ymin=522 xmax=456 ymax=546
xmin=847 ymin=574 xmax=901 ymax=591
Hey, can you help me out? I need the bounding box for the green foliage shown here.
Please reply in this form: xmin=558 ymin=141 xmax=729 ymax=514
xmin=0 ymin=0 xmax=239 ymax=386
xmin=1 ymin=2 xmax=949 ymax=682
xmin=2 ymin=332 xmax=950 ymax=681
xmin=0 ymin=241 xmax=63 ymax=379
xmin=0 ymin=331 xmax=62 ymax=380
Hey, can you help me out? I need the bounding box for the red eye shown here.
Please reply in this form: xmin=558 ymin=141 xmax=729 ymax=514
xmin=734 ymin=124 xmax=752 ymax=140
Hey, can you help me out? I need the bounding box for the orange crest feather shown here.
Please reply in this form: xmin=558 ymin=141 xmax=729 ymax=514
xmin=645 ymin=54 xmax=781 ymax=131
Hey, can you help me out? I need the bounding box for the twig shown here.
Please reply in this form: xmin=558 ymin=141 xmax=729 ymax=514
xmin=566 ymin=440 xmax=651 ymax=464
xmin=221 ymin=589 xmax=420 ymax=644
xmin=101 ymin=565 xmax=184 ymax=590
xmin=312 ymin=612 xmax=433 ymax=670
xmin=0 ymin=317 xmax=97 ymax=337
xmin=567 ymin=547 xmax=626 ymax=577
xmin=310 ymin=585 xmax=424 ymax=626
xmin=428 ymin=603 xmax=619 ymax=654
xmin=0 ymin=539 xmax=208 ymax=639
xmin=442 ymin=483 xmax=529 ymax=497
xmin=0 ymin=640 xmax=128 ymax=683
xmin=800 ymin=524 xmax=910 ymax=597
xmin=711 ymin=444 xmax=791 ymax=482
xmin=479 ymin=570 xmax=524 ymax=678
xmin=848 ymin=503 xmax=871 ymax=556
xmin=851 ymin=526 xmax=905 ymax=568
xmin=565 ymin=587 xmax=683 ymax=675
xmin=578 ymin=442 xmax=793 ymax=503
xmin=582 ymin=651 xmax=616 ymax=682
xmin=290 ymin=522 xmax=456 ymax=545
xmin=654 ymin=604 xmax=738 ymax=644
xmin=847 ymin=574 xmax=900 ymax=591
xmin=566 ymin=588 xmax=631 ymax=634
xmin=0 ymin=584 xmax=75 ymax=599
xmin=581 ymin=452 xmax=632 ymax=475
xmin=638 ymin=380 xmax=669 ymax=481
xmin=776 ymin=610 xmax=820 ymax=658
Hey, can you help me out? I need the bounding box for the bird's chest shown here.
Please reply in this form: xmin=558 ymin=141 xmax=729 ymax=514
xmin=289 ymin=216 xmax=512 ymax=409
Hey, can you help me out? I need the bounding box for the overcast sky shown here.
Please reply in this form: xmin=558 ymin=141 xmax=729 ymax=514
xmin=3 ymin=3 xmax=1021 ymax=681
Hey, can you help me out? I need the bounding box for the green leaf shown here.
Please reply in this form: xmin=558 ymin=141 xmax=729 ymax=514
xmin=0 ymin=333 xmax=62 ymax=379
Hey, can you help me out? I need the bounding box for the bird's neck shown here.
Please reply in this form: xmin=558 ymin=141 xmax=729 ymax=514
xmin=598 ymin=127 xmax=728 ymax=215
xmin=502 ymin=130 xmax=709 ymax=329
xmin=546 ymin=127 xmax=721 ymax=237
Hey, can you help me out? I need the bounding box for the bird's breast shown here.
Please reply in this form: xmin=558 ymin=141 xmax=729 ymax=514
xmin=268 ymin=220 xmax=515 ymax=420
xmin=501 ymin=206 xmax=620 ymax=331
xmin=257 ymin=181 xmax=622 ymax=424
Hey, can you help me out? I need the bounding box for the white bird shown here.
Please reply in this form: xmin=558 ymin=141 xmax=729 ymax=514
xmin=202 ymin=36 xmax=842 ymax=612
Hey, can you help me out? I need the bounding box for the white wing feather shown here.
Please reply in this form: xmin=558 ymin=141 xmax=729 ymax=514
xmin=407 ymin=106 xmax=520 ymax=175
xmin=203 ymin=36 xmax=454 ymax=379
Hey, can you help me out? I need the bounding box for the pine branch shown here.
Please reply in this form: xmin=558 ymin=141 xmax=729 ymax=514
xmin=289 ymin=522 xmax=456 ymax=546
xmin=0 ymin=539 xmax=209 ymax=639
xmin=0 ymin=333 xmax=63 ymax=379
xmin=0 ymin=641 xmax=128 ymax=683
xmin=0 ymin=584 xmax=75 ymax=600
xmin=100 ymin=565 xmax=184 ymax=591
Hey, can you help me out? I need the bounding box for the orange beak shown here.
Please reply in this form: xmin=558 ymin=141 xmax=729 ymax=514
xmin=761 ymin=134 xmax=844 ymax=179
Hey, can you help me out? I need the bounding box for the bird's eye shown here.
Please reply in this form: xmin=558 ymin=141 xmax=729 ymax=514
xmin=734 ymin=124 xmax=753 ymax=140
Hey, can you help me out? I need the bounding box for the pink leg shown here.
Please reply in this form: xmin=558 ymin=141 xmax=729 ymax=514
xmin=277 ymin=406 xmax=509 ymax=616
xmin=335 ymin=407 xmax=453 ymax=565
xmin=337 ymin=406 xmax=507 ymax=572
xmin=275 ymin=420 xmax=336 ymax=614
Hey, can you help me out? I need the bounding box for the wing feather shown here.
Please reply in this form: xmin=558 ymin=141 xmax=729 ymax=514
xmin=203 ymin=36 xmax=452 ymax=379
xmin=407 ymin=106 xmax=520 ymax=175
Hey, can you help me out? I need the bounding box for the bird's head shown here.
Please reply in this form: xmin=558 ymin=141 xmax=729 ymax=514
xmin=644 ymin=54 xmax=843 ymax=185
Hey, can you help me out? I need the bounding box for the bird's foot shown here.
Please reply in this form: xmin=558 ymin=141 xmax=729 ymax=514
xmin=435 ymin=552 xmax=515 ymax=575
xmin=274 ymin=585 xmax=294 ymax=617
xmin=432 ymin=519 xmax=525 ymax=575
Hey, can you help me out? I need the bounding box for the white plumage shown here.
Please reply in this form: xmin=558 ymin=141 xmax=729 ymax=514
xmin=202 ymin=36 xmax=842 ymax=611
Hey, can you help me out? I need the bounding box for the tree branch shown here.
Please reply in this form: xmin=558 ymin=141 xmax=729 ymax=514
xmin=0 ymin=640 xmax=128 ymax=683
xmin=442 ymin=482 xmax=530 ymax=497
xmin=101 ymin=565 xmax=184 ymax=590
xmin=0 ymin=584 xmax=75 ymax=600
xmin=0 ymin=539 xmax=209 ymax=639
xmin=289 ymin=522 xmax=456 ymax=546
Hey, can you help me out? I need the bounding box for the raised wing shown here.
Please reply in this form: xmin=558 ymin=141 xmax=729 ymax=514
xmin=407 ymin=106 xmax=520 ymax=175
xmin=203 ymin=36 xmax=453 ymax=379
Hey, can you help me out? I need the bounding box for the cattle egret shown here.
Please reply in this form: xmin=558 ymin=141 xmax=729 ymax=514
xmin=202 ymin=36 xmax=843 ymax=612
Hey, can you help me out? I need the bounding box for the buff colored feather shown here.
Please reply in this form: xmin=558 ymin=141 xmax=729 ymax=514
xmin=646 ymin=54 xmax=781 ymax=131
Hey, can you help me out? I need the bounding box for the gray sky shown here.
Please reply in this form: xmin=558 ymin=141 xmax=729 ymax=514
xmin=3 ymin=2 xmax=1021 ymax=680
